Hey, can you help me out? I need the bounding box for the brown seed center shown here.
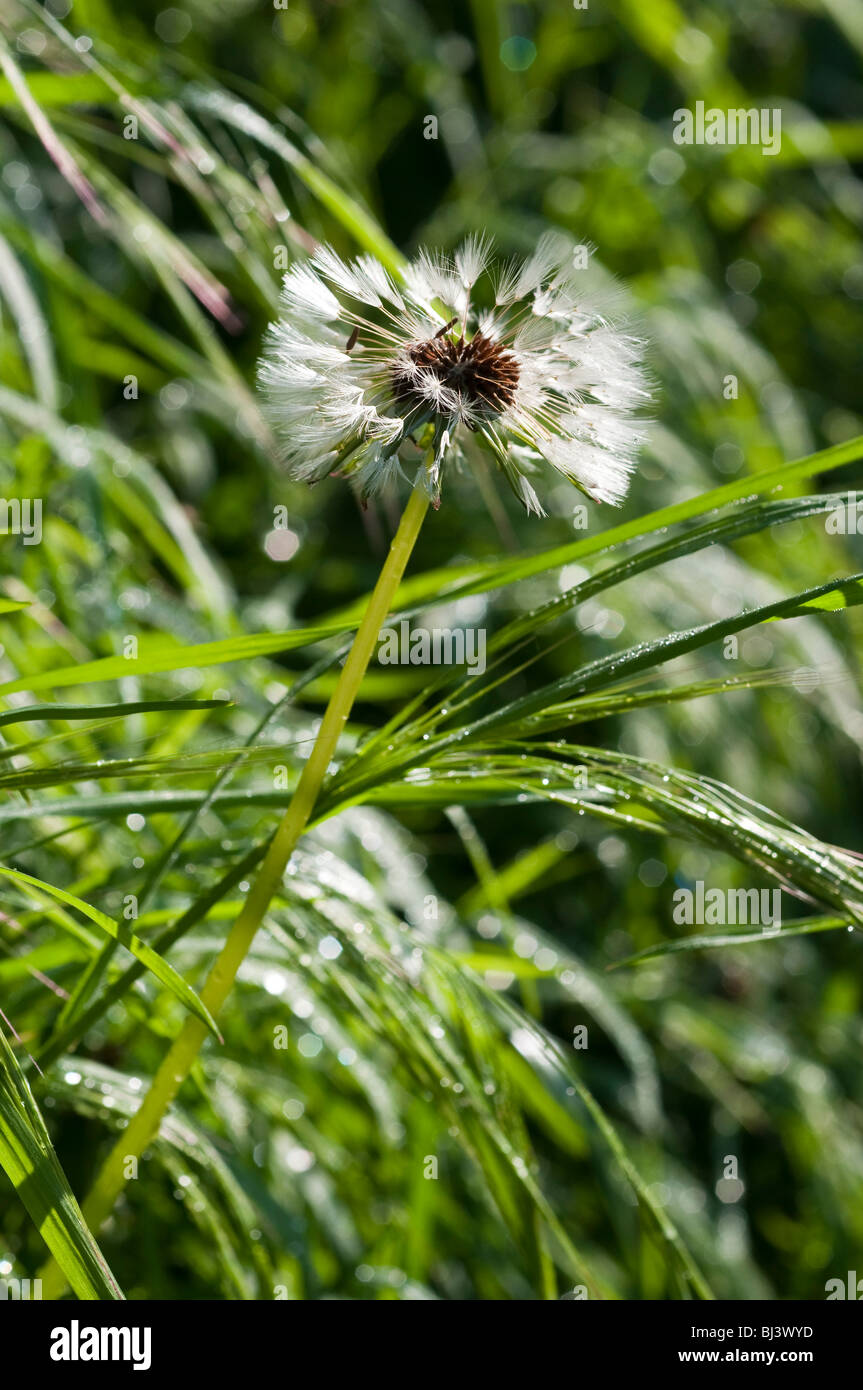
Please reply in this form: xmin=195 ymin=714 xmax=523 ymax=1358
xmin=392 ymin=331 xmax=519 ymax=419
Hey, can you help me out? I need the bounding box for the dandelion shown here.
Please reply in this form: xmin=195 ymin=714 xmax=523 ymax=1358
xmin=258 ymin=233 xmax=650 ymax=513
xmin=82 ymin=239 xmax=649 ymax=1233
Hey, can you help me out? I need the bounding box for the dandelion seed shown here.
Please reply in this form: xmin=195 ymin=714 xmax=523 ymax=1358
xmin=258 ymin=236 xmax=650 ymax=511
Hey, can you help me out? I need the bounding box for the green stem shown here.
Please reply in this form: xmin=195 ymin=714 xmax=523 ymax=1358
xmin=40 ymin=483 xmax=430 ymax=1299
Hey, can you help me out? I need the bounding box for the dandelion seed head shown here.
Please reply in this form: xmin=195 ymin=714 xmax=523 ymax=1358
xmin=258 ymin=235 xmax=650 ymax=510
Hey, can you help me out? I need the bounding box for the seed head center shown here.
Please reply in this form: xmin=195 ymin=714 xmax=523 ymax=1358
xmin=393 ymin=330 xmax=520 ymax=418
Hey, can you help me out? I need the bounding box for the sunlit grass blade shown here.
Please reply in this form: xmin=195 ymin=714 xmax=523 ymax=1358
xmin=609 ymin=915 xmax=852 ymax=969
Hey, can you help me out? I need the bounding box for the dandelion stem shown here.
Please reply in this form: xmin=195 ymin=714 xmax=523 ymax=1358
xmin=39 ymin=481 xmax=430 ymax=1298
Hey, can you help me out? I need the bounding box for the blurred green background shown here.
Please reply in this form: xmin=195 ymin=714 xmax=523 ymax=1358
xmin=0 ymin=0 xmax=862 ymax=1300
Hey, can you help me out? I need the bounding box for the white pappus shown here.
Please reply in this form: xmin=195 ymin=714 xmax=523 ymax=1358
xmin=257 ymin=233 xmax=650 ymax=514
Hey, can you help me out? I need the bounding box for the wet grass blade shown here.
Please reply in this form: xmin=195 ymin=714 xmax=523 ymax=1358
xmin=0 ymin=867 xmax=222 ymax=1040
xmin=0 ymin=1022 xmax=123 ymax=1300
